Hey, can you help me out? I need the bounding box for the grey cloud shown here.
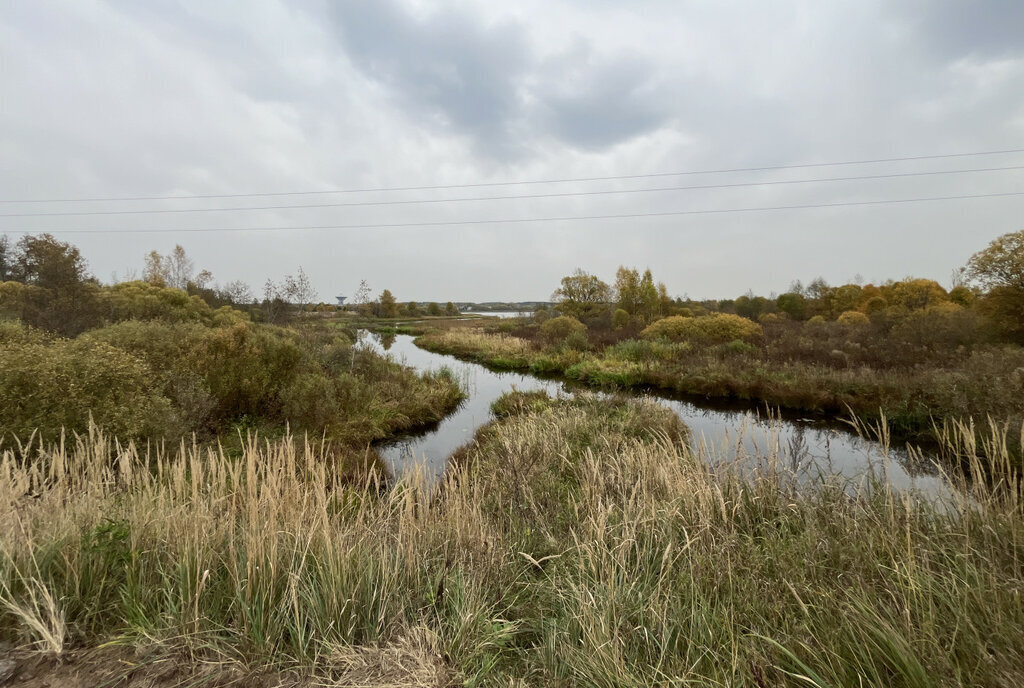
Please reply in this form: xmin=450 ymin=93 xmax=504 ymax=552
xmin=2 ymin=1 xmax=1023 ymax=303
xmin=326 ymin=1 xmax=532 ymax=156
xmin=539 ymin=52 xmax=672 ymax=150
xmin=325 ymin=2 xmax=674 ymax=155
xmin=898 ymin=1 xmax=1024 ymax=61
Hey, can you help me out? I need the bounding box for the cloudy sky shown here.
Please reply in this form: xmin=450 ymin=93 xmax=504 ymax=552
xmin=2 ymin=1 xmax=1023 ymax=302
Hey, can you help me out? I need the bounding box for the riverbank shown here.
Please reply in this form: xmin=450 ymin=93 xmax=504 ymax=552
xmin=2 ymin=393 xmax=1021 ymax=686
xmin=414 ymin=327 xmax=1024 ymax=458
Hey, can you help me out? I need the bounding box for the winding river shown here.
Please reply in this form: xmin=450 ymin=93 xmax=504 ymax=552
xmin=361 ymin=331 xmax=952 ymax=500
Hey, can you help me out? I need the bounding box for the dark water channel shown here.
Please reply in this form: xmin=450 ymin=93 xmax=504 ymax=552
xmin=362 ymin=331 xmax=952 ymax=500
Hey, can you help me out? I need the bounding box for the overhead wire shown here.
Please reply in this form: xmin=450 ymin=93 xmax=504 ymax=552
xmin=2 ymin=164 xmax=1023 ymax=218
xmin=2 ymin=147 xmax=1023 ymax=204
xmin=5 ymin=190 xmax=1021 ymax=235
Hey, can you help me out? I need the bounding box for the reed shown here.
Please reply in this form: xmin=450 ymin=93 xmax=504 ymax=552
xmin=1 ymin=397 xmax=1022 ymax=686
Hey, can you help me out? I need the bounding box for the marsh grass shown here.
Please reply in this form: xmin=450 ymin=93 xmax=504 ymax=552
xmin=417 ymin=327 xmax=1024 ymax=464
xmin=1 ymin=398 xmax=1022 ymax=686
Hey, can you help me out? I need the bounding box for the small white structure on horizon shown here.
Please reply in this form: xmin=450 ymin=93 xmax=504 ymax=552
xmin=335 ymin=295 xmax=347 ymax=306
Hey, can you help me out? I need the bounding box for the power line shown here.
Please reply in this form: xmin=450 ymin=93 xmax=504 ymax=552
xmin=5 ymin=190 xmax=1021 ymax=235
xmin=3 ymin=147 xmax=1024 ymax=204
xmin=3 ymin=164 xmax=1022 ymax=218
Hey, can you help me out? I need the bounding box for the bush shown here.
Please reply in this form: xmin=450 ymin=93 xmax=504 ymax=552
xmin=641 ymin=313 xmax=763 ymax=345
xmin=101 ymin=281 xmax=217 ymax=324
xmin=892 ymin=303 xmax=984 ymax=349
xmin=188 ymin=322 xmax=304 ymax=422
xmin=607 ymin=338 xmax=691 ymax=363
xmin=0 ymin=337 xmax=174 ymax=441
xmin=723 ymin=339 xmax=758 ymax=356
xmin=612 ymin=308 xmax=630 ymax=330
xmin=861 ymin=296 xmax=888 ymax=315
xmin=82 ymin=321 xmax=215 ymax=430
xmin=949 ymin=286 xmax=976 ymax=308
xmin=837 ymin=310 xmax=870 ymax=326
xmin=539 ymin=315 xmax=587 ymax=346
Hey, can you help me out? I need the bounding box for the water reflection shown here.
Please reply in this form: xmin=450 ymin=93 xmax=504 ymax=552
xmin=360 ymin=331 xmax=952 ymax=500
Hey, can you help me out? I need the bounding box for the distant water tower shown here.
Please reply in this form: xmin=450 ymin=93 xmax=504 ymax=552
xmin=335 ymin=295 xmax=347 ymax=306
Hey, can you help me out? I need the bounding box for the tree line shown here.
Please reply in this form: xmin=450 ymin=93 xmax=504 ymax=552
xmin=544 ymin=229 xmax=1024 ymax=344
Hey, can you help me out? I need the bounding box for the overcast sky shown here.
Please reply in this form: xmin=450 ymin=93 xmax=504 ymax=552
xmin=2 ymin=1 xmax=1023 ymax=302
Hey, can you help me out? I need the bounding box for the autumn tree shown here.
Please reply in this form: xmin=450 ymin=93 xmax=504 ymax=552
xmin=638 ymin=269 xmax=662 ymax=322
xmin=445 ymin=301 xmax=460 ymax=316
xmin=168 ymin=245 xmax=194 ymax=290
xmin=4 ymin=233 xmax=101 ymax=335
xmin=262 ymin=267 xmax=317 ymax=324
xmin=427 ymin=302 xmax=442 ymax=316
xmin=142 ymin=245 xmax=203 ymax=290
xmin=143 ymin=250 xmax=170 ymax=287
xmin=218 ymin=280 xmax=254 ymax=305
xmin=966 ymin=229 xmax=1024 ymax=342
xmin=966 ymin=230 xmax=1024 ymax=291
xmin=885 ymin=279 xmax=948 ymax=311
xmin=0 ymin=236 xmax=12 ymax=282
xmin=553 ymin=269 xmax=610 ymax=321
xmin=776 ymin=292 xmax=807 ymax=320
xmin=614 ymin=267 xmax=643 ymax=316
xmin=377 ymin=289 xmax=399 ymax=318
xmin=352 ymin=279 xmax=374 ymax=316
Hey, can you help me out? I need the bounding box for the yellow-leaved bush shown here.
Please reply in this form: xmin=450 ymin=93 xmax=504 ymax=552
xmin=641 ymin=313 xmax=763 ymax=344
xmin=0 ymin=331 xmax=174 ymax=441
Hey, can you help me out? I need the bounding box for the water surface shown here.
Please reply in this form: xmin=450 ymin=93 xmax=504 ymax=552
xmin=363 ymin=332 xmax=951 ymax=499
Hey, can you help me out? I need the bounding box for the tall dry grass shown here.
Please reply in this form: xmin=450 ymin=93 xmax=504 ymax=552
xmin=1 ymin=399 xmax=1022 ymax=686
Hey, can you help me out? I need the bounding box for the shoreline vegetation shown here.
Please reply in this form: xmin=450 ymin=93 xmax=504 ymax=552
xmin=414 ymin=324 xmax=1024 ymax=451
xmin=407 ymin=231 xmax=1024 ymax=470
xmin=1 ymin=393 xmax=1022 ymax=685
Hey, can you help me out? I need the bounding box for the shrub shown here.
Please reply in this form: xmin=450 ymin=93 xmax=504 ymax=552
xmin=539 ymin=315 xmax=587 ymax=346
xmin=861 ymin=296 xmax=888 ymax=315
xmin=188 ymin=322 xmax=304 ymax=422
xmin=723 ymin=339 xmax=758 ymax=356
xmin=607 ymin=338 xmax=690 ymax=363
xmin=886 ymin=278 xmax=949 ymax=310
xmin=0 ymin=337 xmax=174 ymax=441
xmin=837 ymin=310 xmax=870 ymax=326
xmin=641 ymin=313 xmax=763 ymax=345
xmin=892 ymin=303 xmax=984 ymax=349
xmin=101 ymin=281 xmax=216 ymax=324
xmin=0 ymin=320 xmax=49 ymax=345
xmin=759 ymin=312 xmax=780 ymax=324
xmin=612 ymin=308 xmax=630 ymax=330
xmin=949 ymin=286 xmax=976 ymax=308
xmin=82 ymin=320 xmax=216 ymax=430
xmin=775 ymin=292 xmax=807 ymax=320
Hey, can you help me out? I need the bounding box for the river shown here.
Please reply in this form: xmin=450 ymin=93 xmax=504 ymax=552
xmin=361 ymin=331 xmax=952 ymax=500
